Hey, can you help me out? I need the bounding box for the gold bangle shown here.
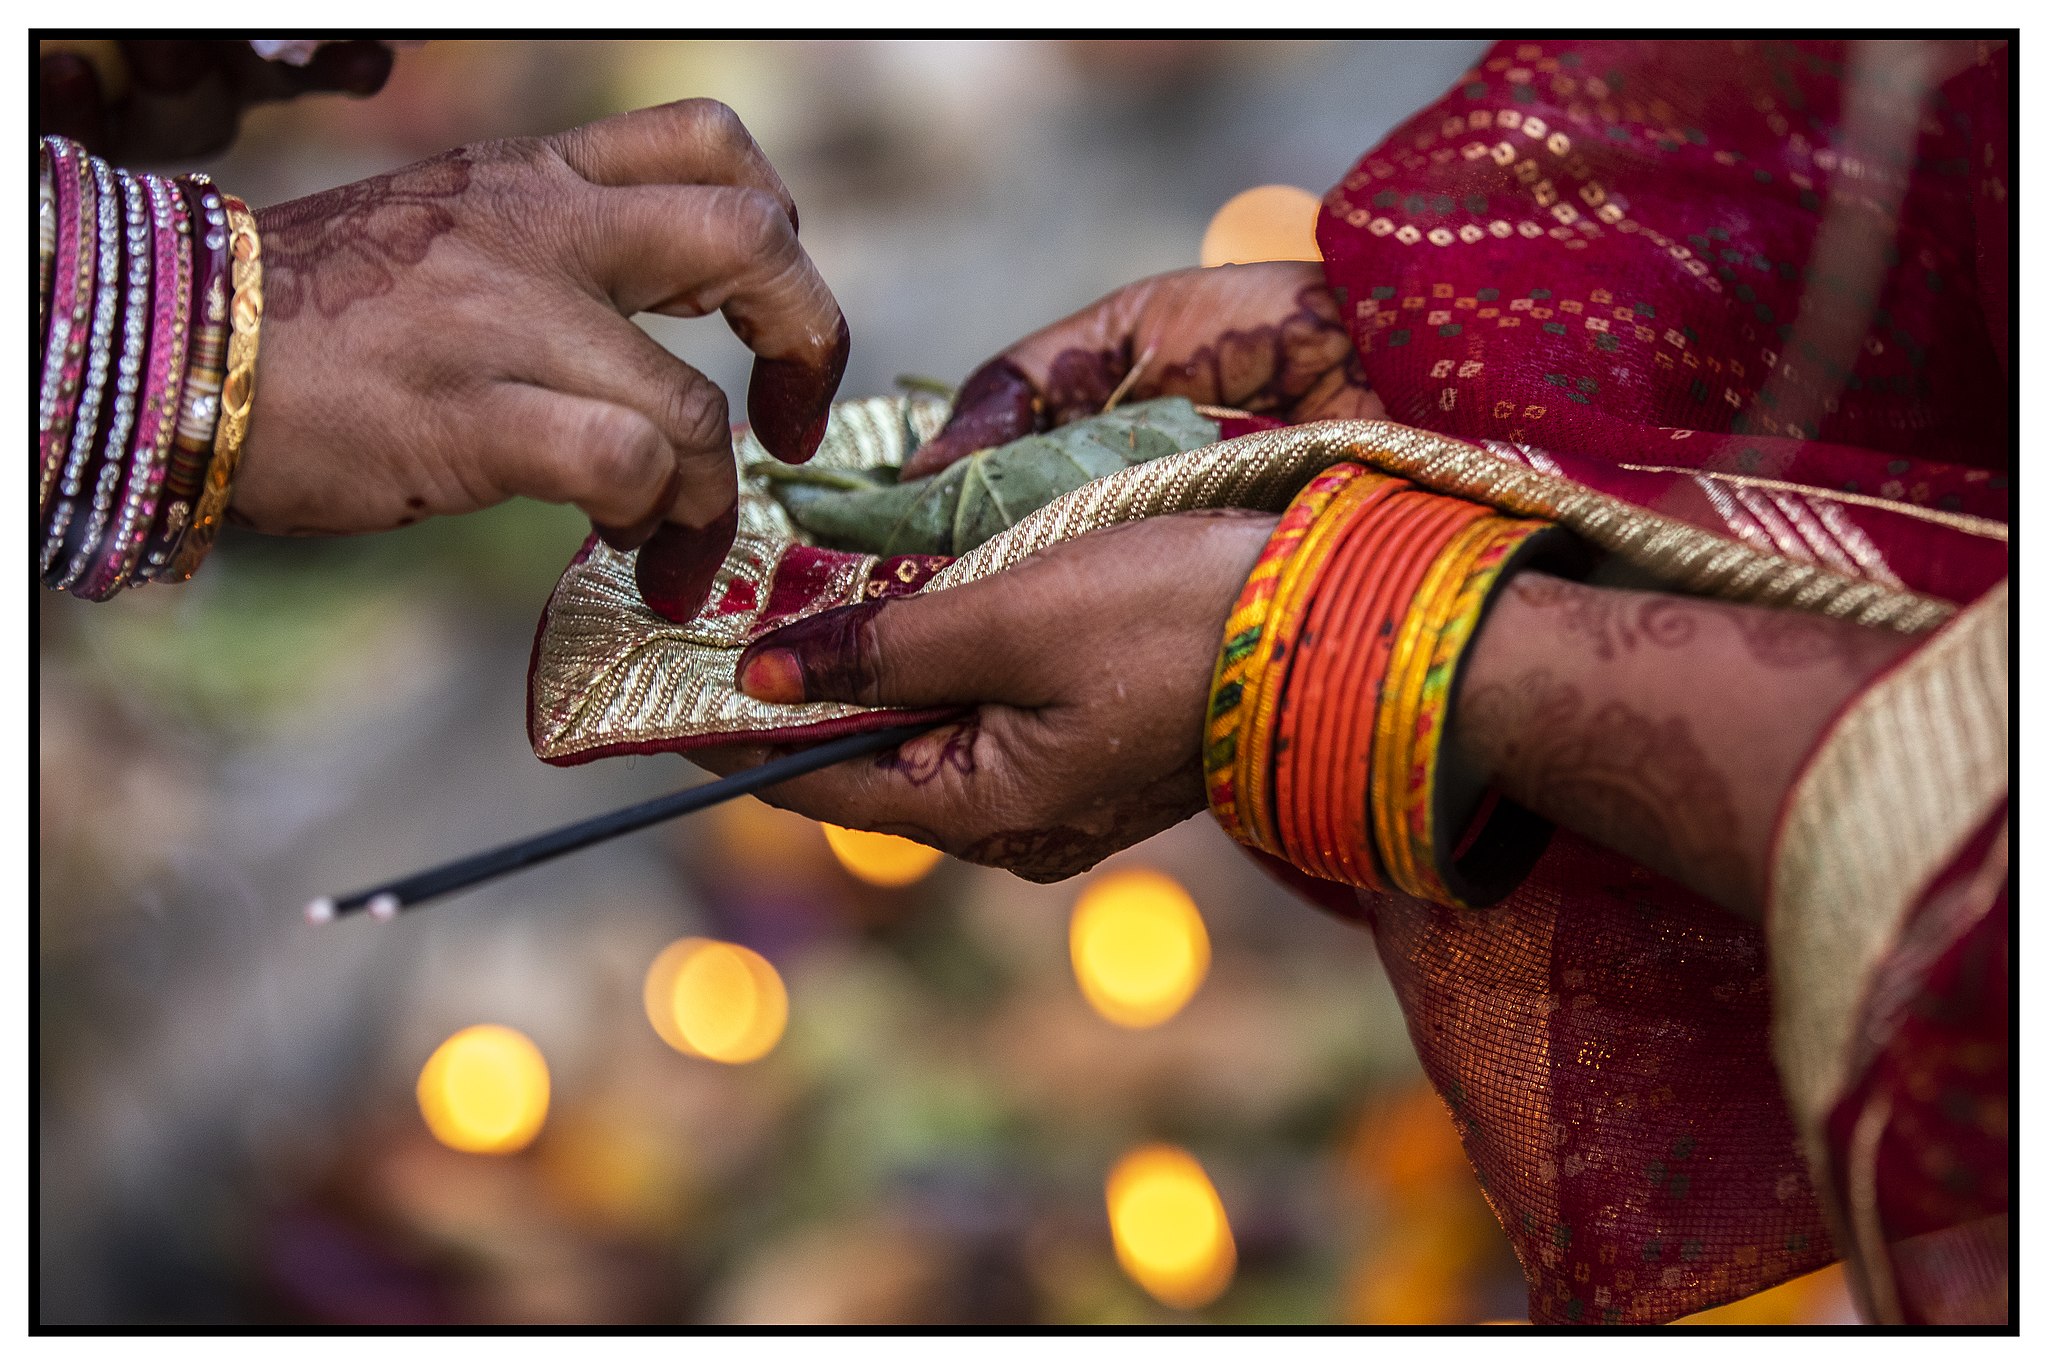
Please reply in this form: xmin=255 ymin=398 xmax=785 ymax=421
xmin=165 ymin=194 xmax=261 ymax=582
xmin=1370 ymin=516 xmax=1498 ymax=897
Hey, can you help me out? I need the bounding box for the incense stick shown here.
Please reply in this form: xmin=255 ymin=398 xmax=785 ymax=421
xmin=305 ymin=720 xmax=945 ymax=924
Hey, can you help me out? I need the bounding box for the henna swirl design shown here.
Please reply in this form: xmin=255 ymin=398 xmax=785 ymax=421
xmin=258 ymin=151 xmax=472 ymax=321
xmin=957 ymin=762 xmax=1205 ymax=884
xmin=1458 ymin=669 xmax=1755 ymax=911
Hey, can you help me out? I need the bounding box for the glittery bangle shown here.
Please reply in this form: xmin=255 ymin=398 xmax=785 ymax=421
xmin=1203 ymin=462 xmax=1369 ymax=844
xmin=166 ymin=194 xmax=262 ymax=583
xmin=77 ymin=174 xmax=191 ymax=601
xmin=51 ymin=171 xmax=150 ymax=593
xmin=137 ymin=175 xmax=231 ymax=581
xmin=39 ymin=143 xmax=57 ymax=352
xmin=38 ymin=137 xmax=96 ymax=521
xmin=40 ymin=155 xmax=121 ymax=585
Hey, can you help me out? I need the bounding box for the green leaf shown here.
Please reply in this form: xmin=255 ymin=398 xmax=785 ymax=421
xmin=766 ymin=397 xmax=1220 ymax=555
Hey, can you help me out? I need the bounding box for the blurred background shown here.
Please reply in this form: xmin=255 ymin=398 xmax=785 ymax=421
xmin=37 ymin=38 xmax=1857 ymax=1326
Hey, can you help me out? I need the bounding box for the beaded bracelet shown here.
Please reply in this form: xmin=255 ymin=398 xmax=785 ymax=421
xmin=41 ymin=156 xmax=122 ymax=584
xmin=51 ymin=170 xmax=149 ymax=593
xmin=36 ymin=137 xmax=262 ymax=600
xmin=77 ymin=174 xmax=191 ymax=601
xmin=39 ymin=142 xmax=57 ymax=352
xmin=39 ymin=139 xmax=96 ymax=522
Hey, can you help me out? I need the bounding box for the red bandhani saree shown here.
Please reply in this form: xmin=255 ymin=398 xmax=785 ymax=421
xmin=1308 ymin=38 xmax=2009 ymax=1324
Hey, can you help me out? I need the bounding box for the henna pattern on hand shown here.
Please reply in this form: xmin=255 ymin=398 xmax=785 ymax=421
xmin=880 ymin=717 xmax=979 ymax=786
xmin=1509 ymin=573 xmax=1903 ymax=673
xmin=1510 ymin=574 xmax=1697 ymax=659
xmin=259 ymin=151 xmax=472 ymax=321
xmin=1458 ymin=669 xmax=1758 ymax=911
xmin=956 ymin=761 xmax=1205 ymax=883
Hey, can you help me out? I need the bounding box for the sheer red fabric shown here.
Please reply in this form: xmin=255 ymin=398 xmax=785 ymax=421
xmin=1304 ymin=38 xmax=2009 ymax=1323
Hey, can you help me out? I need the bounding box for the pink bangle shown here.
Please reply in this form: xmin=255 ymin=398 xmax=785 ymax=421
xmin=40 ymin=155 xmax=121 ymax=584
xmin=79 ymin=175 xmax=191 ymax=602
xmin=138 ymin=174 xmax=231 ymax=582
xmin=39 ymin=143 xmax=56 ymax=352
xmin=51 ymin=170 xmax=151 ymax=593
xmin=38 ymin=137 xmax=95 ymax=521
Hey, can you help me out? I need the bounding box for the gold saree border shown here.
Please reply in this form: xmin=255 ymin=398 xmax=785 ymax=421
xmin=530 ymin=400 xmax=1963 ymax=763
xmin=1765 ymin=580 xmax=2008 ymax=1321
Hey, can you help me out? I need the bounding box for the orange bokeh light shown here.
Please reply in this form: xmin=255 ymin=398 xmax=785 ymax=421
xmin=1200 ymin=184 xmax=1324 ymax=268
xmin=1106 ymin=1143 xmax=1237 ymax=1310
xmin=642 ymin=937 xmax=789 ymax=1064
xmin=416 ymin=1024 xmax=551 ymax=1155
xmin=823 ymin=823 xmax=943 ymax=888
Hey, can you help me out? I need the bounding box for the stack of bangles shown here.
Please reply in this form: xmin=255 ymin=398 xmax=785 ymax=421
xmin=37 ymin=133 xmax=264 ymax=600
xmin=1205 ymin=462 xmax=1586 ymax=909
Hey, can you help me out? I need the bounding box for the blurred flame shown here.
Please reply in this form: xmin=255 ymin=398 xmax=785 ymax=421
xmin=643 ymin=937 xmax=788 ymax=1064
xmin=1069 ymin=869 xmax=1209 ymax=1028
xmin=416 ymin=1024 xmax=550 ymax=1155
xmin=823 ymin=823 xmax=943 ymax=888
xmin=1106 ymin=1144 xmax=1236 ymax=1310
xmin=1200 ymin=184 xmax=1324 ymax=268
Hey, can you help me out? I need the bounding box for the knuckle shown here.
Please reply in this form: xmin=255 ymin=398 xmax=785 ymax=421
xmin=665 ymin=382 xmax=731 ymax=454
xmin=679 ymin=98 xmax=752 ymax=153
xmin=723 ymin=187 xmax=795 ymax=255
xmin=573 ymin=405 xmax=664 ymax=491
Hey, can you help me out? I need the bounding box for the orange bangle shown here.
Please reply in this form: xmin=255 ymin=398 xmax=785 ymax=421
xmin=1204 ymin=463 xmax=1369 ymax=844
xmin=1240 ymin=470 xmax=1395 ymax=854
xmin=1269 ymin=475 xmax=1406 ymax=867
xmin=1312 ymin=491 xmax=1487 ymax=886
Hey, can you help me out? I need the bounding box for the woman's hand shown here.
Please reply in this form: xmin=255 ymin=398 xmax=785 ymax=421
xmin=701 ymin=510 xmax=1277 ymax=882
xmin=902 ymin=260 xmax=1382 ymax=478
xmin=231 ymin=99 xmax=848 ymax=611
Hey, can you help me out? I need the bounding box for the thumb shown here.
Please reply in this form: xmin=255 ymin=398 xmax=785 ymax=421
xmin=899 ymin=357 xmax=1044 ymax=479
xmin=735 ymin=583 xmax=1046 ymax=709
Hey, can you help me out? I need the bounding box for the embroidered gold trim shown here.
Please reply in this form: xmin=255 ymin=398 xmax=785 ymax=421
xmin=1766 ymin=581 xmax=2007 ymax=1170
xmin=530 ymin=398 xmax=1967 ymax=762
xmin=1615 ymin=465 xmax=2009 ymax=540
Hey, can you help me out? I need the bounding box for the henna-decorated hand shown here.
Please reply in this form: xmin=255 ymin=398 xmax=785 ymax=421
xmin=901 ymin=261 xmax=1382 ymax=479
xmin=231 ymin=99 xmax=849 ymax=616
xmin=695 ymin=511 xmax=1277 ymax=882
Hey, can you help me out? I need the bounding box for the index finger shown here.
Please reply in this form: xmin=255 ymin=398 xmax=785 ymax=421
xmin=546 ymin=98 xmax=799 ymax=230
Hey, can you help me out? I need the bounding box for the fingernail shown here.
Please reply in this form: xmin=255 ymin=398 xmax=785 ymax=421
xmin=634 ymin=500 xmax=738 ymax=623
xmin=735 ymin=600 xmax=883 ymax=704
xmin=736 ymin=647 xmax=806 ymax=704
xmin=747 ymin=314 xmax=851 ymax=464
xmin=593 ymin=465 xmax=684 ymax=552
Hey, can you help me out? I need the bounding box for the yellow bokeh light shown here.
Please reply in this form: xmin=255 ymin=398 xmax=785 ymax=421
xmin=822 ymin=823 xmax=943 ymax=888
xmin=1069 ymin=868 xmax=1210 ymax=1028
xmin=416 ymin=1024 xmax=550 ymax=1155
xmin=1200 ymin=183 xmax=1324 ymax=268
xmin=1106 ymin=1144 xmax=1237 ymax=1311
xmin=642 ymin=937 xmax=788 ymax=1064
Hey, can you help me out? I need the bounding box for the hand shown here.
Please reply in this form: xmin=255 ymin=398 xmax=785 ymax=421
xmin=701 ymin=510 xmax=1278 ymax=882
xmin=230 ymin=99 xmax=849 ymax=616
xmin=39 ymin=40 xmax=397 ymax=163
xmin=903 ymin=260 xmax=1382 ymax=478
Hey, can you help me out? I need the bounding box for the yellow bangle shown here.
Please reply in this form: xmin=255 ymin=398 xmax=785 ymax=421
xmin=166 ymin=194 xmax=261 ymax=582
xmin=1204 ymin=463 xmax=1372 ymax=845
